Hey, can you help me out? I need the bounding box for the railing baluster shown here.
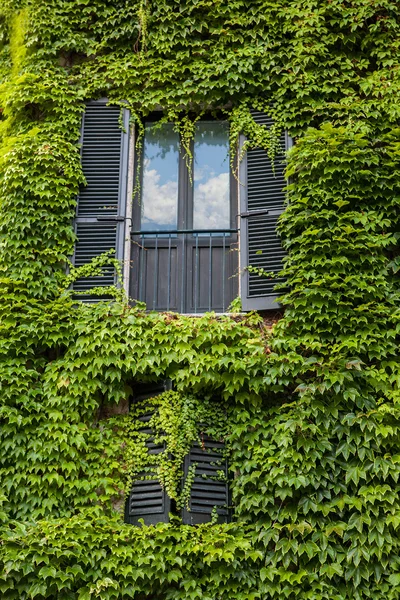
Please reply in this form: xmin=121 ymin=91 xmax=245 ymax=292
xmin=139 ymin=234 xmax=145 ymax=302
xmin=167 ymin=234 xmax=172 ymax=311
xmin=153 ymin=234 xmax=159 ymax=310
xmin=181 ymin=232 xmax=185 ymax=314
xmin=222 ymin=234 xmax=226 ymax=312
xmin=208 ymin=233 xmax=212 ymax=312
xmin=194 ymin=233 xmax=199 ymax=314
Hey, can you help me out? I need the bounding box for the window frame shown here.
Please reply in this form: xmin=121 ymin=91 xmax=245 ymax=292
xmin=129 ymin=113 xmax=240 ymax=313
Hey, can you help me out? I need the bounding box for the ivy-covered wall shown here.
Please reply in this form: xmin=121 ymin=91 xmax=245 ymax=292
xmin=0 ymin=1 xmax=399 ymax=598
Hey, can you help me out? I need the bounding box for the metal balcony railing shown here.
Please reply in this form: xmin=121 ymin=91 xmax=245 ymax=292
xmin=130 ymin=228 xmax=239 ymax=314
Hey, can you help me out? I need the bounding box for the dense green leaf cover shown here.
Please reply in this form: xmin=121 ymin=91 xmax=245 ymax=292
xmin=0 ymin=0 xmax=399 ymax=598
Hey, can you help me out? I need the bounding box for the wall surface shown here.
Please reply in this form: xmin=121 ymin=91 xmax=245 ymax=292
xmin=0 ymin=1 xmax=400 ymax=598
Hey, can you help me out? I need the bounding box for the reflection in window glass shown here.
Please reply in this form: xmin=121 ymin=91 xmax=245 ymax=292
xmin=193 ymin=121 xmax=230 ymax=230
xmin=141 ymin=123 xmax=179 ymax=231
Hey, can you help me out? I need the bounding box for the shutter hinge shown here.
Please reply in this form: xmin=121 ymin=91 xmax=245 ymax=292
xmin=240 ymin=209 xmax=283 ymax=218
xmin=96 ymin=215 xmax=126 ymax=222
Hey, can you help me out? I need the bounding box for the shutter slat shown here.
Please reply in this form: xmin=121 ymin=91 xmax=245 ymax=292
xmin=182 ymin=435 xmax=229 ymax=525
xmin=240 ymin=111 xmax=290 ymax=310
xmin=73 ymin=100 xmax=129 ymax=298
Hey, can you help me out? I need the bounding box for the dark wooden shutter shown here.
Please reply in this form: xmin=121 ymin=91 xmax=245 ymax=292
xmin=182 ymin=433 xmax=229 ymax=525
xmin=125 ymin=381 xmax=172 ymax=525
xmin=240 ymin=111 xmax=292 ymax=311
xmin=73 ymin=99 xmax=129 ymax=297
xmin=124 ymin=409 xmax=171 ymax=525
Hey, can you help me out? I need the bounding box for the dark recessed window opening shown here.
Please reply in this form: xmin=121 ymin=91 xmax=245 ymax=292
xmin=124 ymin=381 xmax=230 ymax=526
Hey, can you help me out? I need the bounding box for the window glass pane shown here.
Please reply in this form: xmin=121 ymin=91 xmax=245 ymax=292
xmin=193 ymin=121 xmax=230 ymax=231
xmin=141 ymin=123 xmax=179 ymax=231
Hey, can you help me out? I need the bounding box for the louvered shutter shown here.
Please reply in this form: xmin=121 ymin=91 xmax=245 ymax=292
xmin=182 ymin=433 xmax=229 ymax=525
xmin=73 ymin=99 xmax=129 ymax=297
xmin=240 ymin=111 xmax=292 ymax=311
xmin=125 ymin=381 xmax=172 ymax=525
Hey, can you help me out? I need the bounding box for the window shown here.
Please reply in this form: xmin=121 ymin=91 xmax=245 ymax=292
xmin=124 ymin=381 xmax=230 ymax=526
xmin=73 ymin=100 xmax=291 ymax=311
xmin=130 ymin=117 xmax=238 ymax=313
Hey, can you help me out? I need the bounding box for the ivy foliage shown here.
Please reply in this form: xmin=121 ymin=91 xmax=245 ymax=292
xmin=0 ymin=0 xmax=399 ymax=599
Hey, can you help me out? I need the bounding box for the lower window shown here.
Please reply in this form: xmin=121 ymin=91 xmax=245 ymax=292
xmin=124 ymin=381 xmax=230 ymax=526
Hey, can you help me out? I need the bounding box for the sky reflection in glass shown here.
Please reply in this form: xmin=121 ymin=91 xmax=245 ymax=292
xmin=193 ymin=121 xmax=230 ymax=230
xmin=140 ymin=120 xmax=230 ymax=232
xmin=141 ymin=123 xmax=179 ymax=231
